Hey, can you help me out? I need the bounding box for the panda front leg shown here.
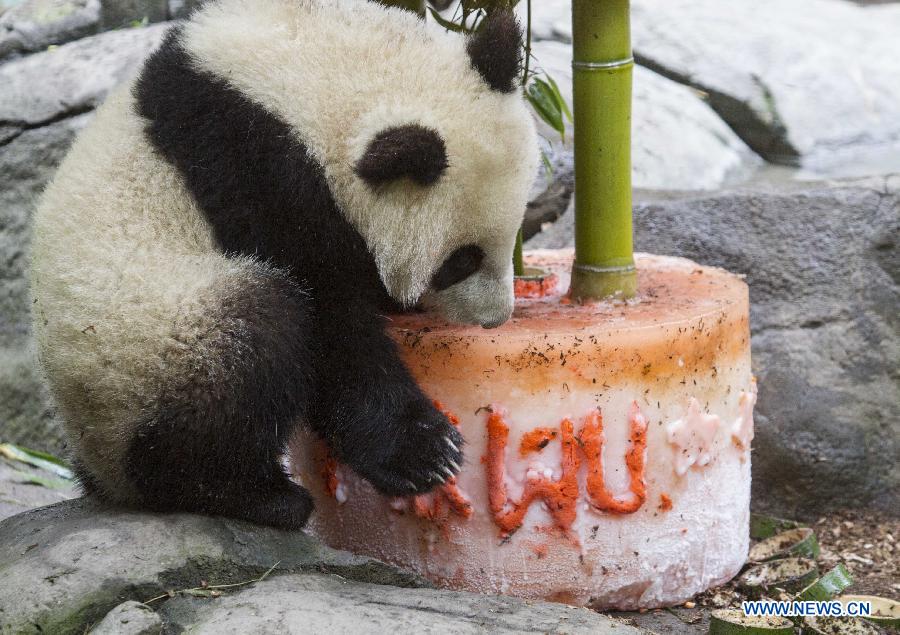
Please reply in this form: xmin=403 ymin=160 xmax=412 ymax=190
xmin=307 ymin=302 xmax=464 ymax=496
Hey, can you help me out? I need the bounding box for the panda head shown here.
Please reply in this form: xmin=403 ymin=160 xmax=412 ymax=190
xmin=184 ymin=2 xmax=539 ymax=328
xmin=336 ymin=9 xmax=539 ymax=328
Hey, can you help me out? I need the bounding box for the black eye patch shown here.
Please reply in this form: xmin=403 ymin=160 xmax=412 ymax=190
xmin=431 ymin=245 xmax=484 ymax=291
xmin=355 ymin=124 xmax=449 ymax=187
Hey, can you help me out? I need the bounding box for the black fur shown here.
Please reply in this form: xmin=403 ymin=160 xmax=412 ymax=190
xmin=431 ymin=244 xmax=484 ymax=291
xmin=70 ymin=458 xmax=101 ymax=496
xmin=129 ymin=29 xmax=463 ymax=528
xmin=127 ymin=271 xmax=317 ymax=529
xmin=355 ymin=124 xmax=448 ymax=187
xmin=467 ymin=10 xmax=523 ymax=94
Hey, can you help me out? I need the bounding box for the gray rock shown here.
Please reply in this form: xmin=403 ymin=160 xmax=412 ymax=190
xmin=0 ymin=454 xmax=76 ymax=523
xmin=526 ymin=0 xmax=900 ymax=177
xmin=0 ymin=499 xmax=639 ymax=634
xmin=0 ymin=498 xmax=427 ymax=634
xmin=166 ymin=0 xmax=199 ymax=19
xmin=0 ymin=23 xmax=168 ymax=127
xmin=0 ymin=346 xmax=63 ymax=457
xmin=0 ymin=0 xmax=101 ymax=60
xmin=0 ymin=114 xmax=90 ymax=351
xmin=158 ymin=572 xmax=638 ymax=635
xmin=90 ymin=601 xmax=161 ymax=635
xmin=0 ymin=0 xmax=182 ymax=60
xmin=527 ymin=179 xmax=900 ymax=517
xmin=517 ymin=0 xmax=570 ymax=43
xmin=629 ymin=0 xmax=900 ymax=167
xmin=100 ymin=0 xmax=166 ymax=29
xmin=529 ymin=40 xmax=756 ymax=192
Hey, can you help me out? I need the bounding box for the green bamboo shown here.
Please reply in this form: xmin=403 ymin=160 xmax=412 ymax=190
xmin=568 ymin=0 xmax=637 ymax=301
xmin=378 ymin=0 xmax=425 ymax=16
xmin=513 ymin=0 xmax=532 ymax=278
xmin=513 ymin=229 xmax=524 ymax=275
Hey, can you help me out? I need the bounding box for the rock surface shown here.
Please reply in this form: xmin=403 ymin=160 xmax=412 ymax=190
xmin=0 ymin=0 xmax=100 ymax=60
xmin=0 ymin=498 xmax=426 ymax=633
xmin=0 ymin=499 xmax=640 ymax=634
xmin=0 ymin=113 xmax=90 ymax=350
xmin=530 ymin=0 xmax=900 ymax=175
xmin=0 ymin=0 xmax=186 ymax=60
xmin=630 ymin=0 xmax=900 ymax=170
xmin=0 ymin=454 xmax=76 ymax=522
xmin=0 ymin=22 xmax=168 ymax=127
xmin=158 ymin=572 xmax=636 ymax=634
xmin=100 ymin=0 xmax=166 ymax=29
xmin=528 ymin=178 xmax=900 ymax=517
xmin=90 ymin=601 xmax=162 ymax=635
xmin=167 ymin=0 xmax=200 ymax=19
xmin=632 ymin=0 xmax=900 ymax=168
xmin=530 ymin=40 xmax=756 ymax=192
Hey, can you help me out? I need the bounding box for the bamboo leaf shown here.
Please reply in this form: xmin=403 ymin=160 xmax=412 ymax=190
xmin=534 ymin=77 xmax=570 ymax=127
xmin=9 ymin=468 xmax=73 ymax=491
xmin=750 ymin=513 xmax=804 ymax=539
xmin=427 ymin=7 xmax=468 ymax=32
xmin=526 ymin=79 xmax=566 ymax=141
xmin=0 ymin=443 xmax=73 ymax=479
xmin=540 ymin=149 xmax=554 ymax=176
xmin=543 ymin=73 xmax=572 ymax=122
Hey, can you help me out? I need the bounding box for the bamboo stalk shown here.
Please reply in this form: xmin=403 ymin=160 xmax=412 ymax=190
xmin=378 ymin=0 xmax=425 ymax=16
xmin=513 ymin=0 xmax=532 ymax=277
xmin=513 ymin=229 xmax=524 ymax=276
xmin=568 ymin=0 xmax=637 ymax=301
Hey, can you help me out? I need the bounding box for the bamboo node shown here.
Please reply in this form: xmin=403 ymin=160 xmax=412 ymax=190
xmin=572 ymin=263 xmax=636 ymax=275
xmin=572 ymin=57 xmax=634 ymax=71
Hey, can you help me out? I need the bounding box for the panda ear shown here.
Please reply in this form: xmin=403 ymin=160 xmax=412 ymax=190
xmin=467 ymin=10 xmax=522 ymax=94
xmin=355 ymin=124 xmax=449 ymax=187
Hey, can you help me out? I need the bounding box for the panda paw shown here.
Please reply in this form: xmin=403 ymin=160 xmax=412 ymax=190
xmin=352 ymin=400 xmax=465 ymax=497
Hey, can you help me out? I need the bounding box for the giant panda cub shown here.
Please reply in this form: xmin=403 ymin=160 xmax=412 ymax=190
xmin=30 ymin=0 xmax=538 ymax=529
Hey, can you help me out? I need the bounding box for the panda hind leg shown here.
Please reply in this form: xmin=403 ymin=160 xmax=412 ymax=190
xmin=124 ymin=267 xmax=316 ymax=530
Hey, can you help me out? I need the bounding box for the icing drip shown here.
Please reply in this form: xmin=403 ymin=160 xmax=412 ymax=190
xmin=731 ymin=381 xmax=757 ymax=450
xmin=666 ymin=397 xmax=721 ymax=476
xmin=411 ymin=481 xmax=473 ymax=527
xmin=659 ymin=493 xmax=673 ymax=511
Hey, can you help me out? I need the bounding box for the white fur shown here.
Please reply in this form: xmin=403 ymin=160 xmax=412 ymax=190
xmin=32 ymin=88 xmax=271 ymax=496
xmin=31 ymin=0 xmax=538 ymax=492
